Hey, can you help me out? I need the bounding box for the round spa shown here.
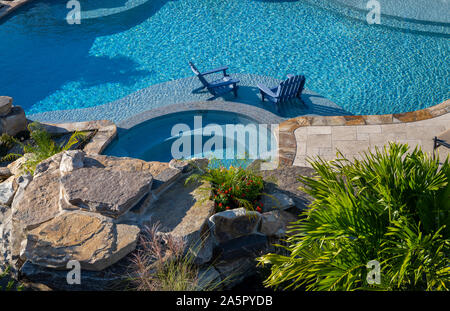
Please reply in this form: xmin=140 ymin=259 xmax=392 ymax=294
xmin=103 ymin=110 xmax=277 ymax=167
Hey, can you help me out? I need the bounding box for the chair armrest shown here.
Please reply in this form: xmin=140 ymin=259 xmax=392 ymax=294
xmin=435 ymin=137 xmax=450 ymax=149
xmin=201 ymin=66 xmax=229 ymax=76
xmin=210 ymin=78 xmax=239 ymax=88
xmin=257 ymin=84 xmax=278 ymax=98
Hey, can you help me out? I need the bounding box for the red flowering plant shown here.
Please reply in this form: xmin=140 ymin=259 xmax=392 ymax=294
xmin=185 ymin=159 xmax=265 ymax=213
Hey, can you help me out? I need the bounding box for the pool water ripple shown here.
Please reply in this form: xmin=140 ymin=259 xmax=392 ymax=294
xmin=0 ymin=0 xmax=448 ymax=117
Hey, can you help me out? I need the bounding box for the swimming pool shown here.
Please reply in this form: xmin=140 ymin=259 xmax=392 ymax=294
xmin=103 ymin=110 xmax=277 ymax=165
xmin=0 ymin=0 xmax=449 ymax=116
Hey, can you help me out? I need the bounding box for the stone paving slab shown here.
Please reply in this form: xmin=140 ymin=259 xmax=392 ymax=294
xmin=277 ymin=99 xmax=450 ymax=166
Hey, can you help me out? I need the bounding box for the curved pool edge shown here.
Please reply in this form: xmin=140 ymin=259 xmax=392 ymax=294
xmin=27 ymin=74 xmax=349 ymax=124
xmin=33 ymin=98 xmax=449 ymax=167
xmin=306 ymin=0 xmax=450 ymax=37
xmin=0 ymin=0 xmax=151 ymax=22
xmin=278 ymin=98 xmax=450 ymax=166
xmin=117 ymin=101 xmax=284 ymax=130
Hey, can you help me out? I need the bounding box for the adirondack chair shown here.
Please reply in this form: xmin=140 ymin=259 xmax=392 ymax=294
xmin=434 ymin=129 xmax=450 ymax=150
xmin=257 ymin=74 xmax=306 ymax=111
xmin=188 ymin=62 xmax=239 ymax=98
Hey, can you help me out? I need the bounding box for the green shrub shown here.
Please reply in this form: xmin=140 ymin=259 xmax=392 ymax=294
xmin=257 ymin=143 xmax=450 ymax=291
xmin=186 ymin=159 xmax=265 ymax=212
xmin=1 ymin=122 xmax=86 ymax=174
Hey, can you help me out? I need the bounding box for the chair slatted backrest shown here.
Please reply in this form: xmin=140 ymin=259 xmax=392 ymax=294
xmin=278 ymin=75 xmax=305 ymax=102
xmin=298 ymin=75 xmax=306 ymax=96
xmin=189 ymin=62 xmax=209 ymax=88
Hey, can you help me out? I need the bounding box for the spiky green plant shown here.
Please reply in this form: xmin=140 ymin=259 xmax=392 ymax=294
xmin=257 ymin=143 xmax=450 ymax=291
xmin=185 ymin=158 xmax=265 ymax=212
xmin=1 ymin=122 xmax=86 ymax=174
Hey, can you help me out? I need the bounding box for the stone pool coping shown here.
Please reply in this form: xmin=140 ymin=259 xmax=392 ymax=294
xmin=278 ymin=99 xmax=450 ymax=166
xmin=39 ymin=119 xmax=117 ymax=154
xmin=117 ymin=101 xmax=284 ymax=129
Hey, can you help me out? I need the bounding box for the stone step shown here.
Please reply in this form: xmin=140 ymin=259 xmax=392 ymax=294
xmin=151 ymin=167 xmax=182 ymax=198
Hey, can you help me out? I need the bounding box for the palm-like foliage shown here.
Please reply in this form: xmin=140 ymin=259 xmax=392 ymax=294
xmin=1 ymin=122 xmax=86 ymax=174
xmin=257 ymin=143 xmax=449 ymax=291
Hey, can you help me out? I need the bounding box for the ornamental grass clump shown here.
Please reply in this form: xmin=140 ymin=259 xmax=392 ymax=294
xmin=257 ymin=143 xmax=450 ymax=291
xmin=127 ymin=224 xmax=221 ymax=291
xmin=186 ymin=159 xmax=265 ymax=212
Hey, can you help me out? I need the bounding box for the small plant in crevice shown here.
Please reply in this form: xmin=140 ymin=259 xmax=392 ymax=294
xmin=185 ymin=158 xmax=266 ymax=213
xmin=0 ymin=122 xmax=87 ymax=174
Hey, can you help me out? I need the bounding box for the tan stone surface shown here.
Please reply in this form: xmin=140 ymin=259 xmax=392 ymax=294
xmin=332 ymin=126 xmax=357 ymax=141
xmin=24 ymin=212 xmax=140 ymax=271
xmin=306 ymin=134 xmax=332 ymax=149
xmin=12 ymin=171 xmax=60 ymax=230
xmin=60 ymin=167 xmax=153 ymax=218
xmin=292 ymin=112 xmax=450 ymax=167
xmin=141 ymin=179 xmax=215 ymax=240
xmin=85 ymin=153 xmax=170 ymax=176
xmin=281 ymin=100 xmax=450 ymax=167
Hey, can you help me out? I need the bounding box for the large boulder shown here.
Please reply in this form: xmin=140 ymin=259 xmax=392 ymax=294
xmin=260 ymin=192 xmax=295 ymax=212
xmin=60 ymin=167 xmax=153 ymax=218
xmin=84 ymin=154 xmax=170 ymax=175
xmin=138 ymin=178 xmax=216 ymax=264
xmin=12 ymin=171 xmax=60 ymax=230
xmin=0 ymin=167 xmax=12 ymax=180
xmin=0 ymin=176 xmax=17 ymax=206
xmin=24 ymin=211 xmax=140 ymax=271
xmin=0 ymin=106 xmax=27 ymax=136
xmin=7 ymin=153 xmax=34 ymax=176
xmin=260 ymin=210 xmax=298 ymax=237
xmin=214 ymin=257 xmax=258 ymax=289
xmin=0 ymin=205 xmax=12 ymax=269
xmin=209 ymin=208 xmax=261 ymax=244
xmin=197 ymin=267 xmax=222 ymax=290
xmin=59 ymin=150 xmax=84 ymax=175
xmin=213 ymin=233 xmax=268 ymax=261
xmin=0 ymin=96 xmax=12 ymax=116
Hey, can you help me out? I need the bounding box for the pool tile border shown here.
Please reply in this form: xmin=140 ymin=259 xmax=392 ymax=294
xmin=278 ymin=99 xmax=450 ymax=166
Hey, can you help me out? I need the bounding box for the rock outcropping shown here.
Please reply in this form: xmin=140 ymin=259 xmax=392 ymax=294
xmin=0 ymin=96 xmax=27 ymax=136
xmin=0 ymin=151 xmax=304 ymax=290
xmin=1 ymin=151 xmax=181 ymax=278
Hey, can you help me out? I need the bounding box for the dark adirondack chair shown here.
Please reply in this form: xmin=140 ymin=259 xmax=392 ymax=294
xmin=258 ymin=74 xmax=306 ymax=111
xmin=434 ymin=129 xmax=450 ymax=150
xmin=188 ymin=62 xmax=239 ymax=98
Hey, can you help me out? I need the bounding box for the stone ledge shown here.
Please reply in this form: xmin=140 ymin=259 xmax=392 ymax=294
xmin=39 ymin=120 xmax=117 ymax=155
xmin=278 ymin=99 xmax=450 ymax=166
xmin=0 ymin=0 xmax=34 ymax=21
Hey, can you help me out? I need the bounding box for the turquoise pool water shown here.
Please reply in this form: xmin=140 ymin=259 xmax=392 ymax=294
xmin=103 ymin=110 xmax=276 ymax=165
xmin=0 ymin=0 xmax=448 ymax=116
